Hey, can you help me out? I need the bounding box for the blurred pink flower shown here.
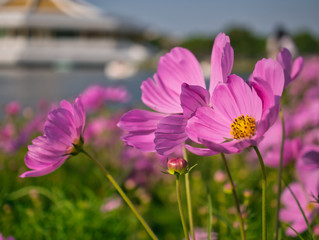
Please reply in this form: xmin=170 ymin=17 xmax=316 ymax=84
xmin=281 ymin=144 xmax=319 ymax=236
xmin=280 ymin=182 xmax=319 ymax=236
xmin=81 ymin=85 xmax=107 ymax=111
xmin=289 ymin=56 xmax=319 ymax=97
xmin=81 ymin=85 xmax=130 ymax=112
xmin=297 ymin=56 xmax=319 ymax=83
xmin=100 ymin=197 xmax=122 ymax=213
xmin=256 ymin=116 xmax=301 ymax=168
xmin=104 ymin=86 xmax=130 ymax=103
xmin=0 ymin=123 xmax=15 ymax=152
xmin=20 ymin=97 xmax=85 ymax=178
xmin=84 ymin=115 xmax=122 ymax=148
xmin=290 ymin=99 xmax=319 ymax=132
xmin=296 ymin=144 xmax=319 ymax=195
xmin=5 ymin=101 xmax=20 ymax=116
xmin=214 ymin=170 xmax=226 ymax=183
xmin=303 ymin=129 xmax=319 ymax=145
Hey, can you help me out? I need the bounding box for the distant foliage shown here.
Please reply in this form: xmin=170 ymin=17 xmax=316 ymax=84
xmin=180 ymin=27 xmax=319 ymax=59
xmin=226 ymin=28 xmax=266 ymax=58
xmin=294 ymin=32 xmax=319 ymax=54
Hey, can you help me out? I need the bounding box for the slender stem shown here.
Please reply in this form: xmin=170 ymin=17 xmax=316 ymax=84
xmin=207 ymin=192 xmax=213 ymax=240
xmin=275 ymin=110 xmax=285 ymax=240
xmin=183 ymin=147 xmax=195 ymax=240
xmin=253 ymin=146 xmax=267 ymax=240
xmin=220 ymin=153 xmax=246 ymax=240
xmin=81 ymin=150 xmax=158 ymax=240
xmin=176 ymin=174 xmax=190 ymax=240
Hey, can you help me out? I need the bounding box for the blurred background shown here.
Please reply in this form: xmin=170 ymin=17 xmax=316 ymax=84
xmin=0 ymin=1 xmax=319 ymax=239
xmin=0 ymin=0 xmax=318 ymax=108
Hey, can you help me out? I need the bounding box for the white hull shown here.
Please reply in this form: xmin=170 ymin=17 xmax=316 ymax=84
xmin=0 ymin=37 xmax=150 ymax=66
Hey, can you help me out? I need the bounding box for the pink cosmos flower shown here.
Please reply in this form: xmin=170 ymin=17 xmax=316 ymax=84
xmin=104 ymin=86 xmax=130 ymax=103
xmin=304 ymin=129 xmax=319 ymax=145
xmin=255 ymin=116 xmax=301 ymax=168
xmin=0 ymin=123 xmax=15 ymax=153
xmin=297 ymin=56 xmax=319 ymax=83
xmin=276 ymin=48 xmax=303 ymax=88
xmin=290 ymin=99 xmax=319 ymax=132
xmin=289 ymin=56 xmax=319 ymax=97
xmin=297 ymin=145 xmax=319 ymax=196
xmin=185 ymin=57 xmax=285 ymax=153
xmin=5 ymin=101 xmax=20 ymax=116
xmin=280 ymin=145 xmax=319 ymax=236
xmin=81 ymin=85 xmax=130 ymax=112
xmin=20 ymin=97 xmax=85 ymax=178
xmin=118 ymin=33 xmax=234 ymax=156
xmin=100 ymin=197 xmax=122 ymax=213
xmin=280 ymin=182 xmax=319 ymax=236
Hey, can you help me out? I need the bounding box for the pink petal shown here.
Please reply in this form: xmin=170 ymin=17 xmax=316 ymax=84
xmin=117 ymin=109 xmax=166 ymax=133
xmin=20 ymin=158 xmax=67 ymax=178
xmin=200 ymin=138 xmax=239 ymax=154
xmin=122 ymin=132 xmax=156 ymax=152
xmin=186 ymin=106 xmax=231 ymax=144
xmin=256 ymin=103 xmax=280 ymax=139
xmin=251 ymin=58 xmax=285 ymax=102
xmin=45 ymin=108 xmax=77 ymax=142
xmin=180 ymin=83 xmax=210 ymax=119
xmin=212 ymin=76 xmax=262 ymax=123
xmin=141 ymin=74 xmax=182 ymax=113
xmin=285 ymin=219 xmax=308 ymax=236
xmin=291 ymin=56 xmax=304 ymax=81
xmin=276 ymin=48 xmax=292 ymax=87
xmin=73 ymin=96 xmax=86 ymax=135
xmin=157 ymin=47 xmax=206 ymax=90
xmin=250 ymin=77 xmax=275 ymax=113
xmin=297 ymin=145 xmax=319 ymax=170
xmin=118 ymin=110 xmax=167 ymax=152
xmin=281 ymin=183 xmax=308 ymax=209
xmin=154 ymin=115 xmax=188 ymax=156
xmin=31 ymin=135 xmax=68 ymax=152
xmin=185 ymin=144 xmax=221 ymax=156
xmin=25 ymin=152 xmax=67 ymax=169
xmin=209 ymin=33 xmax=234 ymax=94
xmin=142 ymin=47 xmax=205 ymax=113
xmin=227 ymin=75 xmax=262 ymax=120
xmin=279 ymin=208 xmax=300 ymax=222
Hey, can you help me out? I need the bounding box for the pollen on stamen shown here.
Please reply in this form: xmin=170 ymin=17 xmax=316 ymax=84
xmin=230 ymin=114 xmax=256 ymax=140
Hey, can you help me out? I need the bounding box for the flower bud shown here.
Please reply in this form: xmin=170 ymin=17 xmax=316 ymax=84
xmin=167 ymin=158 xmax=188 ymax=175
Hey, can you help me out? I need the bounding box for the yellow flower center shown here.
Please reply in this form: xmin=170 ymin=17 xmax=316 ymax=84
xmin=230 ymin=114 xmax=256 ymax=140
xmin=307 ymin=203 xmax=316 ymax=211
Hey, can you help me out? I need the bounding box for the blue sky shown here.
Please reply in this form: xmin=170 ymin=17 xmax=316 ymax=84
xmin=88 ymin=0 xmax=319 ymax=38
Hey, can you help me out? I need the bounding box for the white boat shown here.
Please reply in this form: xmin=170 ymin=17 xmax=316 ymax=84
xmin=0 ymin=0 xmax=152 ymax=66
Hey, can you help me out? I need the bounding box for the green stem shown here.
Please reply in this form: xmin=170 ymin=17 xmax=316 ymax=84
xmin=81 ymin=150 xmax=158 ymax=240
xmin=207 ymin=192 xmax=213 ymax=240
xmin=183 ymin=148 xmax=195 ymax=240
xmin=176 ymin=174 xmax=190 ymax=240
xmin=220 ymin=153 xmax=246 ymax=240
xmin=275 ymin=110 xmax=285 ymax=240
xmin=253 ymin=146 xmax=267 ymax=240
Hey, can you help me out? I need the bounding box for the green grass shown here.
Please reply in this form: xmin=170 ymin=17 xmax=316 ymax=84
xmin=0 ymin=142 xmax=314 ymax=239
